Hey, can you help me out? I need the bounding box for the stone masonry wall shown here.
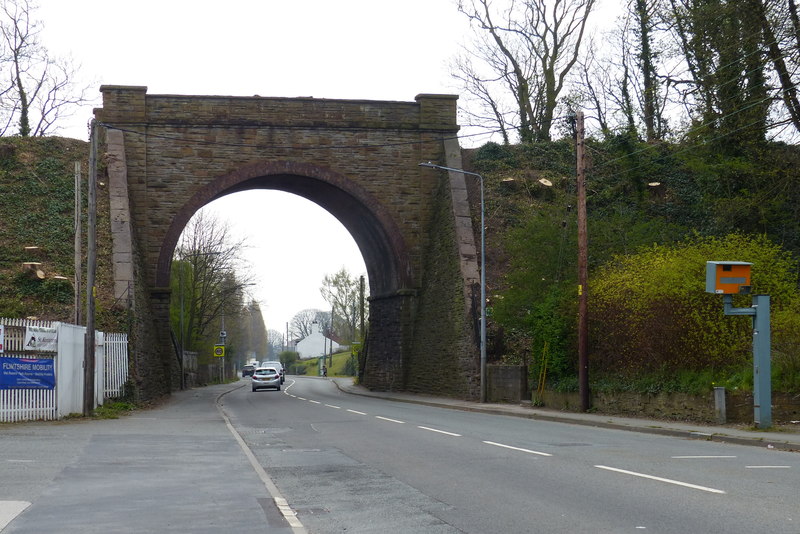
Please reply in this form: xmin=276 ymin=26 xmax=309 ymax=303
xmin=541 ymin=390 xmax=800 ymax=424
xmin=406 ymin=163 xmax=480 ymax=399
xmin=95 ymin=86 xmax=473 ymax=400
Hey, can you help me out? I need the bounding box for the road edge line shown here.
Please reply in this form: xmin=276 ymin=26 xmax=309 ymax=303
xmin=216 ymin=386 xmax=307 ymax=532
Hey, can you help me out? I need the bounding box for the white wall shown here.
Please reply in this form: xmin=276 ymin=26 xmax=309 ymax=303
xmin=296 ymin=322 xmax=339 ymax=359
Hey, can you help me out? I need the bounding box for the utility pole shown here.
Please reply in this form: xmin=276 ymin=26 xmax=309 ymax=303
xmin=329 ymin=306 xmax=335 ymax=368
xmin=83 ymin=121 xmax=98 ymax=416
xmin=576 ymin=111 xmax=591 ymax=412
xmin=73 ymin=161 xmax=82 ymax=325
xmin=359 ymin=275 xmax=365 ymax=338
xmin=220 ymin=312 xmax=226 ymax=383
xmin=179 ymin=258 xmax=186 ymax=390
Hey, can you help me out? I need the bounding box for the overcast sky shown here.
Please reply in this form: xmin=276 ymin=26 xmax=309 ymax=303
xmin=35 ymin=0 xmax=617 ymax=334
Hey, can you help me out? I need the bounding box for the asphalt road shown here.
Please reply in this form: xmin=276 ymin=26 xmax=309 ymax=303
xmin=226 ymin=377 xmax=799 ymax=533
xmin=1 ymin=377 xmax=798 ymax=533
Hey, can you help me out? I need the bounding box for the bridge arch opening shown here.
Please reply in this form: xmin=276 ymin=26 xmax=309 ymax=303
xmin=155 ymin=161 xmax=412 ymax=300
xmin=153 ymin=161 xmax=418 ymax=389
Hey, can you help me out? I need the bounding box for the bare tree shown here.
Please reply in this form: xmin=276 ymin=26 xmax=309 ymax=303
xmin=240 ymin=300 xmax=268 ymax=360
xmin=751 ymin=0 xmax=800 ymax=135
xmin=0 ymin=0 xmax=89 ymax=137
xmin=320 ymin=267 xmax=367 ymax=343
xmin=455 ymin=0 xmax=596 ymax=142
xmin=290 ymin=308 xmax=325 ymax=340
xmin=572 ymin=36 xmax=620 ymax=138
xmin=571 ymin=0 xmax=675 ymax=141
xmin=170 ymin=208 xmax=254 ymax=354
xmin=266 ymin=328 xmax=284 ymax=358
xmin=450 ymin=41 xmax=516 ymax=144
xmin=666 ymin=0 xmax=770 ymax=149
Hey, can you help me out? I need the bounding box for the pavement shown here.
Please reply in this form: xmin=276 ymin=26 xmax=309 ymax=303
xmin=0 ymin=381 xmax=301 ymax=533
xmin=329 ymin=377 xmax=800 ymax=452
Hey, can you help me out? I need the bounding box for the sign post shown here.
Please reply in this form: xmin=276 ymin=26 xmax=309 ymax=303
xmin=705 ymin=261 xmax=771 ymax=428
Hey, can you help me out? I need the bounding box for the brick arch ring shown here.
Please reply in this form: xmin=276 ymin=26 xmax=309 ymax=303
xmin=155 ymin=160 xmax=414 ymax=298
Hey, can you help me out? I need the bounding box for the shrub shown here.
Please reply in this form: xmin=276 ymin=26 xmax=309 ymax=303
xmin=590 ymin=233 xmax=799 ymax=389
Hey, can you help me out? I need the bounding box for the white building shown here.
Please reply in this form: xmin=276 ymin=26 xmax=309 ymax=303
xmin=295 ymin=322 xmax=340 ymax=359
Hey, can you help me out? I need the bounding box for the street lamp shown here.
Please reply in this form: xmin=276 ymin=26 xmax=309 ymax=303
xmin=419 ymin=162 xmax=487 ymax=403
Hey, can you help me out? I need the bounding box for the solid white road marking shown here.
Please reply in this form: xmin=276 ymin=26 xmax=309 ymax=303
xmin=595 ymin=465 xmax=726 ymax=494
xmin=745 ymin=465 xmax=791 ymax=469
xmin=672 ymin=456 xmax=736 ymax=459
xmin=274 ymin=497 xmax=303 ymax=528
xmin=347 ymin=409 xmax=367 ymax=415
xmin=418 ymin=426 xmax=461 ymax=437
xmin=375 ymin=416 xmax=405 ymax=424
xmin=0 ymin=501 xmax=31 ymax=530
xmin=483 ymin=440 xmax=552 ymax=457
xmin=217 ymin=405 xmax=306 ymax=531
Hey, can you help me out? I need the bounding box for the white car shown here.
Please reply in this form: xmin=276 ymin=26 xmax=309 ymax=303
xmin=251 ymin=367 xmax=281 ymax=392
xmin=260 ymin=361 xmax=285 ymax=383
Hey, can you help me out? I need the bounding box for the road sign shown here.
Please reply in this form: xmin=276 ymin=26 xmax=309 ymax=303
xmin=213 ymin=345 xmax=225 ymax=358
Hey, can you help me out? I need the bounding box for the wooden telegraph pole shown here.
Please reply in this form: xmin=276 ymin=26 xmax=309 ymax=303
xmin=576 ymin=111 xmax=591 ymax=412
xmin=359 ymin=275 xmax=365 ymax=337
xmin=83 ymin=120 xmax=98 ymax=416
xmin=74 ymin=161 xmax=82 ymax=325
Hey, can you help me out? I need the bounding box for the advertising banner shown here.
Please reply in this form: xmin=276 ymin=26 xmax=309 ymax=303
xmin=0 ymin=357 xmax=56 ymax=389
xmin=24 ymin=326 xmax=58 ymax=352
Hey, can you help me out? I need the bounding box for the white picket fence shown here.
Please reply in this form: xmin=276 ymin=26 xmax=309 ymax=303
xmin=0 ymin=318 xmax=129 ymax=423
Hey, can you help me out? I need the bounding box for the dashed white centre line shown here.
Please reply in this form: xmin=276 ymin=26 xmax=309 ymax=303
xmin=297 ymin=397 xmax=307 ymax=401
xmin=375 ymin=416 xmax=405 ymax=424
xmin=672 ymin=456 xmax=736 ymax=459
xmin=595 ymin=465 xmax=726 ymax=494
xmin=746 ymin=465 xmax=791 ymax=469
xmin=483 ymin=441 xmax=552 ymax=457
xmin=308 ymin=400 xmax=321 ymax=404
xmin=325 ymin=404 xmax=341 ymax=409
xmin=418 ymin=426 xmax=461 ymax=437
xmin=347 ymin=409 xmax=367 ymax=415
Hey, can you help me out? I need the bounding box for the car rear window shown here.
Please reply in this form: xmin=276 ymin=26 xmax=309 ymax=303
xmin=255 ymin=368 xmax=277 ymax=375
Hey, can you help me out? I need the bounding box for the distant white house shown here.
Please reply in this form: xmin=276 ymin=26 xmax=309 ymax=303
xmin=296 ymin=322 xmax=340 ymax=359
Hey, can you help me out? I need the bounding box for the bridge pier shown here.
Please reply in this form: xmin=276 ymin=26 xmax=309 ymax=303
xmin=149 ymin=289 xmax=177 ymax=392
xmin=362 ymin=290 xmax=416 ymax=391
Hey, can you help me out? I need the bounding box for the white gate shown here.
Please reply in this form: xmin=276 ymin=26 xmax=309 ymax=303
xmin=55 ymin=323 xmax=86 ymax=418
xmin=104 ymin=332 xmax=129 ymax=398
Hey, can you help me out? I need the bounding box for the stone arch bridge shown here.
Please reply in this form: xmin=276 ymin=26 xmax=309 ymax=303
xmin=96 ymin=85 xmax=482 ymax=401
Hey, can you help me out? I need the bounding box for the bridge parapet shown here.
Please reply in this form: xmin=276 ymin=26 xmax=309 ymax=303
xmin=98 ymin=86 xmax=458 ymax=132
